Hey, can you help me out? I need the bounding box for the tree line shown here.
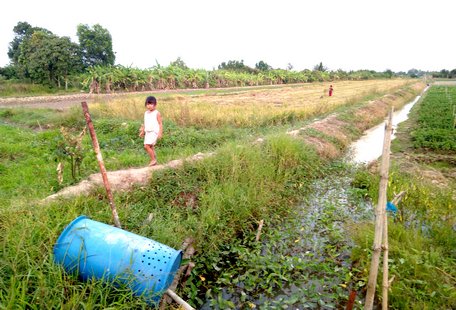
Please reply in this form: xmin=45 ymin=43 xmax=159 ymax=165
xmin=1 ymin=21 xmax=114 ymax=89
xmin=1 ymin=22 xmax=455 ymax=93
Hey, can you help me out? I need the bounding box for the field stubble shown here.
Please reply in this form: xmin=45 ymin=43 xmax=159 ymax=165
xmin=90 ymin=79 xmax=413 ymax=128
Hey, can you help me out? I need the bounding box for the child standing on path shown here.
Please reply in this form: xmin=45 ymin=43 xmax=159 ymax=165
xmin=139 ymin=96 xmax=163 ymax=166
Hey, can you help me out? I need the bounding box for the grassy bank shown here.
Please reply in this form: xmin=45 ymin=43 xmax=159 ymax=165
xmin=1 ymin=134 xmax=326 ymax=308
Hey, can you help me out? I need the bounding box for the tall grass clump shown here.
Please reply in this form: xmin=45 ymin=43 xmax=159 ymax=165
xmin=115 ymin=134 xmax=323 ymax=253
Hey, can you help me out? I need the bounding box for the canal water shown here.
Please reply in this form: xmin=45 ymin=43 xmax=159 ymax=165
xmin=203 ymin=91 xmax=425 ymax=309
xmin=348 ymin=91 xmax=425 ymax=164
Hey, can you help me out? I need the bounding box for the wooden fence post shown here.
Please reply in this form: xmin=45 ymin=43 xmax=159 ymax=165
xmin=81 ymin=102 xmax=122 ymax=228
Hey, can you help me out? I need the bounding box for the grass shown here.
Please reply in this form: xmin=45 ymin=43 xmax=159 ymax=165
xmin=0 ymin=123 xmax=59 ymax=206
xmin=350 ymin=169 xmax=455 ymax=309
xmin=0 ymin=79 xmax=80 ymax=97
xmin=1 ymin=134 xmax=326 ymax=308
xmin=411 ymin=86 xmax=456 ymax=151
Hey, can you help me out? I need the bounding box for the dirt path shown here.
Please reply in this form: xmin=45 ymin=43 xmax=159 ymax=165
xmin=0 ymin=92 xmax=135 ymax=109
xmin=43 ymin=152 xmax=213 ymax=203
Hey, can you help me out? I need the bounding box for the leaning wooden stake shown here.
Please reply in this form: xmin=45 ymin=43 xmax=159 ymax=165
xmin=81 ymin=102 xmax=121 ymax=228
xmin=364 ymin=108 xmax=393 ymax=310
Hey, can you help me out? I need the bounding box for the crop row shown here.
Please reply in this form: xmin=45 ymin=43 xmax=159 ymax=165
xmin=412 ymin=86 xmax=456 ymax=151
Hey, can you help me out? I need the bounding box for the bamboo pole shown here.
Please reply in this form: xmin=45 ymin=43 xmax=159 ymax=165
xmin=255 ymin=219 xmax=264 ymax=242
xmin=81 ymin=102 xmax=122 ymax=228
xmin=165 ymin=289 xmax=195 ymax=310
xmin=160 ymin=237 xmax=195 ymax=309
xmin=381 ymin=202 xmax=390 ymax=310
xmin=382 ymin=190 xmax=405 ymax=309
xmin=364 ymin=108 xmax=394 ymax=309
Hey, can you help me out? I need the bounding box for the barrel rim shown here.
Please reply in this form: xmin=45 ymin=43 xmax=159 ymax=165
xmin=54 ymin=215 xmax=88 ymax=252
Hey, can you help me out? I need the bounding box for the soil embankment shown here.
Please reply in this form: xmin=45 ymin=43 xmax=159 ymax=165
xmin=289 ymin=82 xmax=426 ymax=159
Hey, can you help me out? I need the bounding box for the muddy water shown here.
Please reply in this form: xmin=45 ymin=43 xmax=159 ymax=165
xmin=347 ymin=92 xmax=425 ymax=164
xmin=268 ymin=170 xmax=374 ymax=308
xmin=201 ymin=168 xmax=373 ymax=309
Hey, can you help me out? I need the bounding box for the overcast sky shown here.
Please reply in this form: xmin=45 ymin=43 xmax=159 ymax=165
xmin=0 ymin=0 xmax=454 ymax=72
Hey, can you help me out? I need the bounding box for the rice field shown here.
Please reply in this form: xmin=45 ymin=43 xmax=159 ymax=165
xmin=90 ymin=79 xmax=414 ymax=128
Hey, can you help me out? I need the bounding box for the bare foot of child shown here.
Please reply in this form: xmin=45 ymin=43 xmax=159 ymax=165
xmin=149 ymin=160 xmax=157 ymax=166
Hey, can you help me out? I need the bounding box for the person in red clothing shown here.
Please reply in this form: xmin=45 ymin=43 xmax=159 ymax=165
xmin=328 ymin=85 xmax=334 ymax=96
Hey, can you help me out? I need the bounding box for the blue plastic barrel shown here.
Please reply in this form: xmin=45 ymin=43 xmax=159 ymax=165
xmin=53 ymin=215 xmax=182 ymax=303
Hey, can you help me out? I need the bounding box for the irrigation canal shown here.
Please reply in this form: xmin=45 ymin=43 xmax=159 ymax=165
xmin=201 ymin=91 xmax=426 ymax=309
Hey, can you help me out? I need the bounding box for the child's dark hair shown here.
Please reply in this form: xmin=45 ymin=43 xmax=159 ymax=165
xmin=145 ymin=96 xmax=157 ymax=106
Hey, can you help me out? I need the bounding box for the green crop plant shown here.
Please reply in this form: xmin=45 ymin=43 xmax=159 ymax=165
xmin=411 ymin=86 xmax=456 ymax=151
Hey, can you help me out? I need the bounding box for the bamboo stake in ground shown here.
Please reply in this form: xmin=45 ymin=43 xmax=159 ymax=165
xmin=81 ymin=102 xmax=122 ymax=228
xmin=255 ymin=219 xmax=264 ymax=242
xmin=364 ymin=108 xmax=393 ymax=310
xmin=381 ymin=198 xmax=390 ymax=310
xmin=381 ymin=190 xmax=405 ymax=310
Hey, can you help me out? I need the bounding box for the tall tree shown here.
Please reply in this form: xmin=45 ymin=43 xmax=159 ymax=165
xmin=169 ymin=57 xmax=188 ymax=69
xmin=77 ymin=24 xmax=115 ymax=67
xmin=383 ymin=69 xmax=393 ymax=78
xmin=8 ymin=22 xmax=53 ymax=64
xmin=449 ymin=69 xmax=456 ymax=79
xmin=19 ymin=31 xmax=82 ymax=87
xmin=218 ymin=60 xmax=255 ymax=73
xmin=255 ymin=60 xmax=272 ymax=71
xmin=313 ymin=62 xmax=327 ymax=72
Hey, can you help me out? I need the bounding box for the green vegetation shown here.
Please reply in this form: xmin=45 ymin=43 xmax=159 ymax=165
xmin=0 ymin=106 xmax=247 ymax=207
xmin=2 ymin=82 xmax=453 ymax=309
xmin=0 ymin=79 xmax=80 ymax=97
xmin=2 ymin=21 xmax=114 ymax=89
xmin=187 ymin=162 xmax=371 ymax=309
xmin=0 ymin=119 xmax=327 ymax=308
xmin=77 ymin=24 xmax=115 ymax=68
xmin=411 ymin=85 xmax=456 ymax=150
xmin=350 ymin=85 xmax=456 ymax=309
xmin=350 ymin=166 xmax=455 ymax=309
xmin=0 ymin=21 xmax=413 ymax=96
xmin=1 ymin=19 xmax=455 ymax=98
